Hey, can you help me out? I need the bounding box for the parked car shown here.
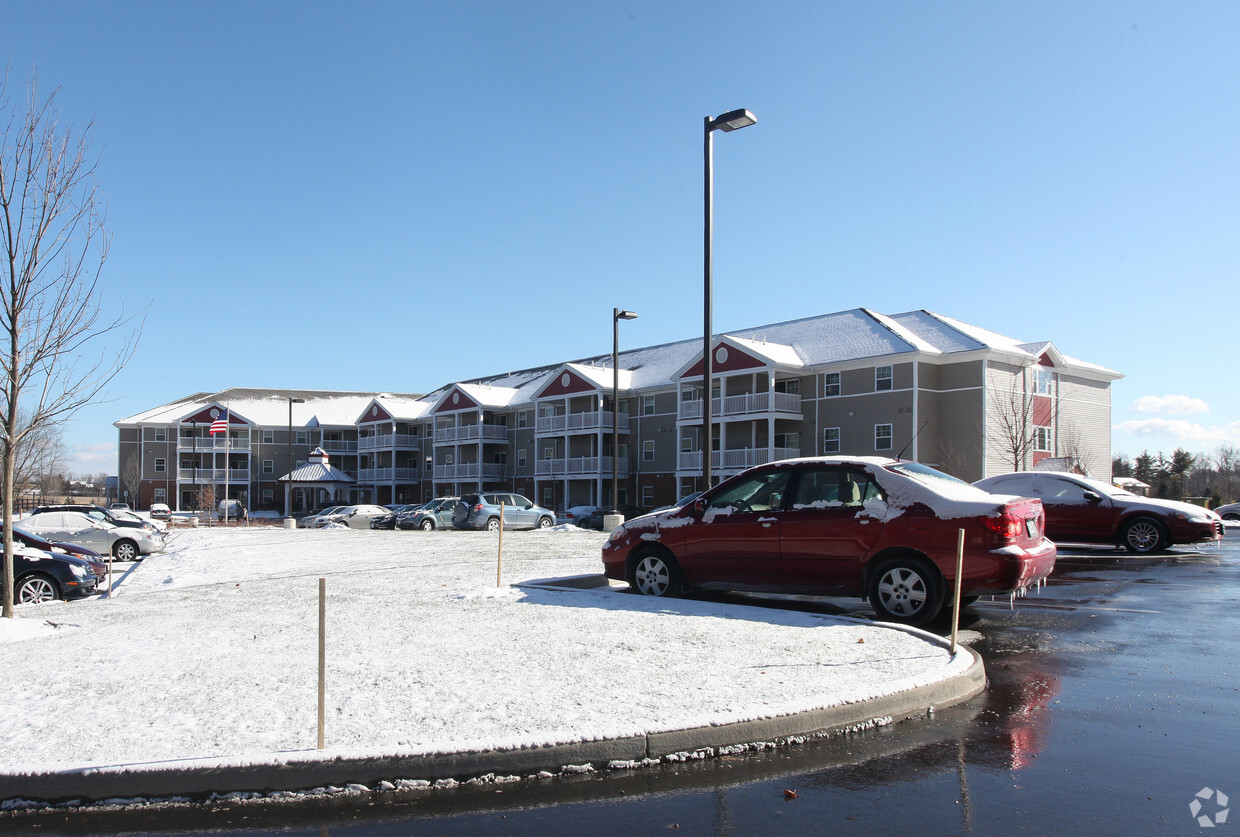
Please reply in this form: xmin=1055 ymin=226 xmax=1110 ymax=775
xmin=602 ymin=456 xmax=1057 ymax=626
xmin=452 ymin=493 xmax=555 ymax=531
xmin=12 ymin=525 xmax=108 ymax=584
xmin=19 ymin=510 xmax=166 ymax=561
xmin=557 ymin=505 xmax=603 ymax=529
xmin=315 ymin=504 xmax=390 ymax=529
xmin=973 ymin=471 xmax=1225 ymax=554
xmin=297 ymin=505 xmax=347 ymax=528
xmin=12 ymin=548 xmax=99 ymax=604
xmin=31 ymin=504 xmax=164 ymax=536
xmin=110 ymin=503 xmax=130 ymax=511
xmin=1215 ymin=501 xmax=1240 ymax=521
xmin=149 ymin=503 xmax=171 ymax=520
xmin=217 ymin=499 xmax=247 ymax=521
xmin=401 ymin=497 xmax=459 ymax=530
xmin=371 ymin=504 xmax=419 ymax=529
xmin=650 ymin=492 xmax=703 ymax=514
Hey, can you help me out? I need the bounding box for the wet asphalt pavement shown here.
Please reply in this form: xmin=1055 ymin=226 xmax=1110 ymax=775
xmin=8 ymin=530 xmax=1239 ymax=836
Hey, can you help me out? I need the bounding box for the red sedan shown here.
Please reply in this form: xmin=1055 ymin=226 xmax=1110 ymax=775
xmin=603 ymin=457 xmax=1056 ymax=626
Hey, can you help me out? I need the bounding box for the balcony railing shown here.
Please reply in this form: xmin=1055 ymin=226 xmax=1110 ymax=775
xmin=320 ymin=439 xmax=358 ymax=453
xmin=678 ymin=391 xmax=802 ymax=421
xmin=535 ymin=411 xmax=628 ymax=435
xmin=534 ymin=456 xmax=627 ymax=477
xmin=432 ymin=462 xmax=508 ymax=481
xmin=358 ymin=434 xmax=420 ymax=451
xmin=434 ymin=425 xmax=509 ymax=444
xmin=676 ymin=447 xmax=801 ymax=472
xmin=176 ymin=468 xmax=252 ymax=482
xmin=177 ymin=437 xmax=251 ymax=451
xmin=357 ymin=467 xmax=422 ymax=482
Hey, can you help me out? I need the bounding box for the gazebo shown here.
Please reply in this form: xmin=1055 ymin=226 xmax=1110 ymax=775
xmin=278 ymin=447 xmax=355 ymax=517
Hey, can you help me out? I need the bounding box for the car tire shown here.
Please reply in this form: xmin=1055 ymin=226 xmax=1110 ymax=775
xmin=485 ymin=517 xmax=500 ymax=532
xmin=868 ymin=555 xmax=945 ymax=626
xmin=113 ymin=540 xmax=139 ymax=562
xmin=420 ymin=519 xmax=435 ymax=531
xmin=1121 ymin=517 xmax=1167 ymax=554
xmin=538 ymin=516 xmax=553 ymax=529
xmin=16 ymin=573 xmax=60 ymax=604
xmin=1223 ymin=513 xmax=1239 ymax=521
xmin=629 ymin=548 xmax=683 ymax=598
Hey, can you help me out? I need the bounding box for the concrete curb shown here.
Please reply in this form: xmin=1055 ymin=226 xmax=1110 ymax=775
xmin=0 ymin=647 xmax=984 ymax=806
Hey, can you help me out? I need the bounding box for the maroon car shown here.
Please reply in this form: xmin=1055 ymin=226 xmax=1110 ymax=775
xmin=602 ymin=457 xmax=1056 ymax=625
xmin=973 ymin=471 xmax=1225 ymax=554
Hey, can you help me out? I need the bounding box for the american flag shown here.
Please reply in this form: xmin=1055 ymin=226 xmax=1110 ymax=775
xmin=209 ymin=409 xmax=229 ymax=435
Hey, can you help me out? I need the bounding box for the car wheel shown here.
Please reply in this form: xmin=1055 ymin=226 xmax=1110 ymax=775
xmin=1223 ymin=513 xmax=1239 ymax=521
xmin=113 ymin=540 xmax=139 ymax=561
xmin=420 ymin=519 xmax=434 ymax=531
xmin=16 ymin=574 xmax=60 ymax=604
xmin=1122 ymin=517 xmax=1166 ymax=554
xmin=485 ymin=517 xmax=500 ymax=532
xmin=629 ymin=548 xmax=682 ymax=597
xmin=868 ymin=555 xmax=944 ymax=626
xmin=538 ymin=516 xmax=553 ymax=529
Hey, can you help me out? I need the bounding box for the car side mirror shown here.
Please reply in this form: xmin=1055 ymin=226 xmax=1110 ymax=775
xmin=691 ymin=498 xmax=707 ymax=516
xmin=1082 ymin=490 xmax=1102 ymax=503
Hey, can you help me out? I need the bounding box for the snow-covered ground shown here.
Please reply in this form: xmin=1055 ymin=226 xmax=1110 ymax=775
xmin=0 ymin=525 xmax=970 ymax=777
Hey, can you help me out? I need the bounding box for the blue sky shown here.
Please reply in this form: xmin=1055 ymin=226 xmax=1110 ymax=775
xmin=5 ymin=1 xmax=1238 ymax=475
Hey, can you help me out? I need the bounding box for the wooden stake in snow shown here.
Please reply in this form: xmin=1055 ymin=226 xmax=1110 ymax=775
xmin=950 ymin=528 xmax=965 ymax=656
xmin=496 ymin=502 xmax=505 ymax=587
xmin=318 ymin=577 xmax=326 ymax=749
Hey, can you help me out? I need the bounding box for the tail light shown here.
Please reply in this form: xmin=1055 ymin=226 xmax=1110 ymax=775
xmin=982 ymin=509 xmax=1023 ymax=544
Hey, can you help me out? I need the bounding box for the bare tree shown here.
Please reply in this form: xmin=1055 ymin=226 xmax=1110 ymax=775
xmin=12 ymin=411 xmax=66 ymax=499
xmin=1 ymin=72 xmax=141 ymax=617
xmin=988 ymin=369 xmax=1041 ymax=472
xmin=121 ymin=454 xmax=140 ymax=509
xmin=1057 ymin=419 xmax=1091 ymax=475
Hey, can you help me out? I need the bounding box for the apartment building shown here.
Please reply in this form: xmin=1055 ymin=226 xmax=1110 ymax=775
xmin=114 ymin=308 xmax=1122 ymax=513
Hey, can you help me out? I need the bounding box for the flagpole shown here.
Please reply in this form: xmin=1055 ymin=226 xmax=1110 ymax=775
xmin=224 ymin=409 xmax=230 ymax=524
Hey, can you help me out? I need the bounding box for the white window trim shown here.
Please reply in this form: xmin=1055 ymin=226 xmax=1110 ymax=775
xmin=875 ymin=365 xmax=893 ymax=392
xmin=875 ymin=423 xmax=893 ymax=451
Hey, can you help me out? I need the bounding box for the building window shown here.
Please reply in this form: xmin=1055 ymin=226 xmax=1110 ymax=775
xmin=153 ymin=488 xmax=166 ymax=504
xmin=1034 ymin=426 xmax=1052 ymax=452
xmin=823 ymin=372 xmax=841 ymax=397
xmin=643 ymin=395 xmax=655 ymax=416
xmin=823 ymin=427 xmax=841 ymax=454
xmin=875 ymin=424 xmax=893 ymax=451
xmin=425 ymin=456 xmax=433 ymax=472
xmin=154 ymin=458 xmax=166 ymax=473
xmin=681 ymin=437 xmax=693 ymax=453
xmin=875 ymin=366 xmax=893 ymax=392
xmin=618 ymin=443 xmax=628 ymax=459
xmin=1034 ymin=367 xmax=1052 ymax=396
xmin=543 ymin=447 xmax=555 ymax=460
xmin=543 ymin=487 xmax=554 ymax=508
xmin=643 ymin=440 xmax=655 ymax=461
xmin=642 ymin=485 xmax=654 ymax=506
xmin=775 ymin=378 xmax=800 ymax=394
xmin=262 ymin=459 xmax=274 ymax=475
xmin=153 ymin=428 xmax=166 ymax=442
xmin=517 ymin=411 xmax=528 ymax=428
xmin=296 ymin=431 xmax=309 ymax=445
xmin=262 ymin=489 xmax=273 ymax=504
xmin=262 ymin=429 xmax=274 ymax=444
xmin=681 ymin=387 xmax=697 ymax=402
xmin=518 ymin=449 xmax=527 ymax=468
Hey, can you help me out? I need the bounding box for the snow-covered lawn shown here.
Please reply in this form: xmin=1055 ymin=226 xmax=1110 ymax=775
xmin=0 ymin=526 xmax=969 ymax=776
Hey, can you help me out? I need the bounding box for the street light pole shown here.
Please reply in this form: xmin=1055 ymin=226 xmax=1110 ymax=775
xmin=703 ymin=108 xmax=756 ymax=490
xmin=612 ymin=308 xmax=638 ymax=515
xmin=286 ymin=397 xmax=305 ymax=520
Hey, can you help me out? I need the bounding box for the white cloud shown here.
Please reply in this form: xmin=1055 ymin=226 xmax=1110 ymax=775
xmin=1115 ymin=418 xmax=1240 ymax=446
xmin=67 ymin=442 xmax=117 ymax=475
xmin=1130 ymin=394 xmax=1210 ymax=415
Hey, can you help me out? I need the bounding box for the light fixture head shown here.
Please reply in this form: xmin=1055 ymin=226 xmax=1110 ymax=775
xmin=711 ymin=108 xmax=757 ymax=133
xmin=616 ymin=309 xmax=639 ymax=320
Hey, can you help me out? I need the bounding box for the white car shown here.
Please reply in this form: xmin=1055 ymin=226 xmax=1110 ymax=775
xmin=19 ymin=511 xmax=166 ymax=561
xmin=1216 ymin=502 xmax=1240 ymax=522
xmin=298 ymin=506 xmax=347 ymax=528
xmin=317 ymin=504 xmax=391 ymax=529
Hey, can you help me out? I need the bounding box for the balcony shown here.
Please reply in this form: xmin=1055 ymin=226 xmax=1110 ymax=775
xmin=535 ymin=456 xmax=628 ymax=477
xmin=432 ymin=463 xmax=508 ymax=481
xmin=178 ymin=436 xmax=251 ymax=451
xmin=434 ymin=425 xmax=509 ymax=444
xmin=176 ymin=468 xmax=252 ymax=482
xmin=676 ymin=447 xmax=801 ymax=473
xmin=357 ymin=467 xmax=422 ymax=483
xmin=320 ymin=439 xmax=358 ymax=454
xmin=678 ymin=391 xmax=802 ymax=421
xmin=358 ymin=433 xmax=420 ymax=452
xmin=535 ymin=411 xmax=629 ymax=436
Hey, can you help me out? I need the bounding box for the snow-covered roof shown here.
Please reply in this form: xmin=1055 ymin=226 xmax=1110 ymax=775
xmin=279 ymin=448 xmax=355 ymax=483
xmin=116 ymin=389 xmax=424 ymax=428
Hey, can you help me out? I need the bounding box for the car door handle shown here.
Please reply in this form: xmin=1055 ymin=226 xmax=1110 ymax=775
xmin=757 ymin=516 xmax=778 ymax=526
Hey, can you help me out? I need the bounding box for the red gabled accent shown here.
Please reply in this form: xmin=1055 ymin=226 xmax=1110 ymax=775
xmin=183 ymin=404 xmax=249 ymax=426
xmin=434 ymin=387 xmax=480 ymax=413
xmin=535 ymin=368 xmax=597 ymax=398
xmin=680 ymin=344 xmax=765 ymax=379
xmin=359 ymin=401 xmax=394 ymax=424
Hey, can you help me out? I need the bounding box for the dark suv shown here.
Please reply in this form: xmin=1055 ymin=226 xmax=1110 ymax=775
xmin=452 ymin=493 xmax=555 ymax=531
